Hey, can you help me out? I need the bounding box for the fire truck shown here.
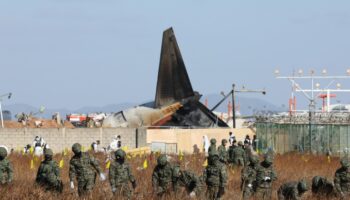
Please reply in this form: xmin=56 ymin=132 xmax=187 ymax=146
xmin=66 ymin=113 xmax=88 ymax=127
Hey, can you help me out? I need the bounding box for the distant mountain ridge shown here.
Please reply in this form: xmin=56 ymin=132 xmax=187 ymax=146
xmin=201 ymin=94 xmax=284 ymax=116
xmin=2 ymin=103 xmax=137 ymax=119
xmin=2 ymin=94 xmax=283 ymax=119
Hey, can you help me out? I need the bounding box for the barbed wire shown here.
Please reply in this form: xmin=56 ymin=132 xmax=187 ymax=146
xmin=254 ymin=112 xmax=350 ymax=124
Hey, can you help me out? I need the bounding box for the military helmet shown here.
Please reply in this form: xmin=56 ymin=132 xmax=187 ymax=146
xmin=115 ymin=149 xmax=126 ymax=159
xmin=264 ymin=155 xmax=273 ymax=165
xmin=210 ymin=138 xmax=216 ymax=145
xmin=0 ymin=147 xmax=7 ymax=159
xmin=238 ymin=141 xmax=243 ymax=146
xmin=249 ymin=155 xmax=260 ymax=165
xmin=298 ymin=179 xmax=308 ymax=192
xmin=340 ymin=157 xmax=350 ymax=168
xmin=72 ymin=143 xmax=82 ymax=154
xmin=221 ymin=139 xmax=227 ymax=144
xmin=312 ymin=176 xmax=323 ymax=188
xmin=44 ymin=148 xmax=53 ymax=156
xmin=157 ymin=154 xmax=168 ymax=166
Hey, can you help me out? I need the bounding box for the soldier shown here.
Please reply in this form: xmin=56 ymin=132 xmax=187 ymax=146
xmin=277 ymin=179 xmax=308 ymax=200
xmin=36 ymin=148 xmax=63 ymax=193
xmin=244 ymin=140 xmax=253 ymax=163
xmin=173 ymin=166 xmax=203 ymax=198
xmin=334 ymin=157 xmax=350 ymax=199
xmin=228 ymin=140 xmax=236 ymax=163
xmin=252 ymin=135 xmax=258 ymax=151
xmin=0 ymin=147 xmax=13 ymax=184
xmin=241 ymin=155 xmax=259 ymax=200
xmin=255 ymin=155 xmax=277 ymax=200
xmin=229 ymin=141 xmax=246 ymax=167
xmin=218 ymin=139 xmax=228 ymax=164
xmin=244 ymin=135 xmax=251 ymax=145
xmin=311 ymin=176 xmax=335 ymax=197
xmin=152 ymin=154 xmax=176 ymax=197
xmin=69 ymin=143 xmax=106 ymax=196
xmin=203 ymin=152 xmax=228 ymax=200
xmin=109 ymin=149 xmax=136 ymax=199
xmin=208 ymin=138 xmax=217 ymax=156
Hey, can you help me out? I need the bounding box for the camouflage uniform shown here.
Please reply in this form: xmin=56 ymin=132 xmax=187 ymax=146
xmin=218 ymin=139 xmax=228 ymax=164
xmin=311 ymin=176 xmax=335 ymax=197
xmin=255 ymin=156 xmax=277 ymax=200
xmin=241 ymin=155 xmax=259 ymax=200
xmin=36 ymin=149 xmax=63 ymax=193
xmin=109 ymin=149 xmax=136 ymax=199
xmin=229 ymin=142 xmax=246 ymax=167
xmin=69 ymin=143 xmax=103 ymax=196
xmin=277 ymin=180 xmax=308 ymax=200
xmin=334 ymin=157 xmax=350 ymax=199
xmin=208 ymin=138 xmax=217 ymax=156
xmin=152 ymin=154 xmax=176 ymax=197
xmin=244 ymin=143 xmax=253 ymax=165
xmin=203 ymin=153 xmax=228 ymax=200
xmin=173 ymin=166 xmax=203 ymax=197
xmin=0 ymin=147 xmax=13 ymax=184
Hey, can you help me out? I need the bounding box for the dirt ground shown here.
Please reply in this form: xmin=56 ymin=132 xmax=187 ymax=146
xmin=0 ymin=152 xmax=342 ymax=200
xmin=4 ymin=119 xmax=74 ymax=129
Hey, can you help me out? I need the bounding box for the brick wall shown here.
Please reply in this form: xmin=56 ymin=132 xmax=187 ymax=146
xmin=0 ymin=128 xmax=147 ymax=153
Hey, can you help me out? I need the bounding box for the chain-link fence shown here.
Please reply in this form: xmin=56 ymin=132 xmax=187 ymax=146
xmin=256 ymin=122 xmax=350 ymax=155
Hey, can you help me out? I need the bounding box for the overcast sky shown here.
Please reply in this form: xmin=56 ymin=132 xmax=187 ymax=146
xmin=1 ymin=0 xmax=350 ymax=110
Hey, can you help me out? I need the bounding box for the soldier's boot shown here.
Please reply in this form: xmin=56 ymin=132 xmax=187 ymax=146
xmin=56 ymin=180 xmax=63 ymax=193
xmin=78 ymin=181 xmax=94 ymax=197
xmin=207 ymin=186 xmax=219 ymax=200
xmin=256 ymin=188 xmax=271 ymax=200
xmin=277 ymin=188 xmax=285 ymax=200
xmin=242 ymin=188 xmax=253 ymax=200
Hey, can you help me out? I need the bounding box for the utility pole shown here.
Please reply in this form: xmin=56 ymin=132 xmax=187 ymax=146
xmin=232 ymin=84 xmax=236 ymax=128
xmin=211 ymin=84 xmax=266 ymax=128
xmin=0 ymin=93 xmax=12 ymax=128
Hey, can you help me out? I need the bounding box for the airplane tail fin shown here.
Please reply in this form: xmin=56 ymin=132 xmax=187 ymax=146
xmin=154 ymin=27 xmax=194 ymax=108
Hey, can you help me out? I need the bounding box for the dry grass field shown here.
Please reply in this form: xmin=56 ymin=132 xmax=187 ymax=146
xmin=0 ymin=151 xmax=342 ymax=200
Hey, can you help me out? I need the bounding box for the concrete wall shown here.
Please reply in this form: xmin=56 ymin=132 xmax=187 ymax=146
xmin=0 ymin=127 xmax=254 ymax=154
xmin=146 ymin=128 xmax=255 ymax=154
xmin=0 ymin=128 xmax=147 ymax=153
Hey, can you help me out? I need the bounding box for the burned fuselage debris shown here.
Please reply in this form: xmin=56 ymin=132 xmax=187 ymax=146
xmin=103 ymin=28 xmax=228 ymax=128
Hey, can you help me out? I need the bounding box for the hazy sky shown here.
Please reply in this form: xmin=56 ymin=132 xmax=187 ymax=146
xmin=1 ymin=0 xmax=350 ymax=110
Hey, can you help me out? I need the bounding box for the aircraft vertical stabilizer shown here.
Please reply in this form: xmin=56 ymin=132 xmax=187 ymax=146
xmin=155 ymin=27 xmax=194 ymax=108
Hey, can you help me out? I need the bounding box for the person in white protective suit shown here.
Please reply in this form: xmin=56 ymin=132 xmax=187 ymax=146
xmin=108 ymin=135 xmax=121 ymax=152
xmin=229 ymin=131 xmax=235 ymax=145
xmin=91 ymin=140 xmax=104 ymax=153
xmin=202 ymin=135 xmax=210 ymax=155
xmin=32 ymin=136 xmax=49 ymax=156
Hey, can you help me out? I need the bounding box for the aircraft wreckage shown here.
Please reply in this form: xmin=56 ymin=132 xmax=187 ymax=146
xmin=103 ymin=28 xmax=228 ymax=128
